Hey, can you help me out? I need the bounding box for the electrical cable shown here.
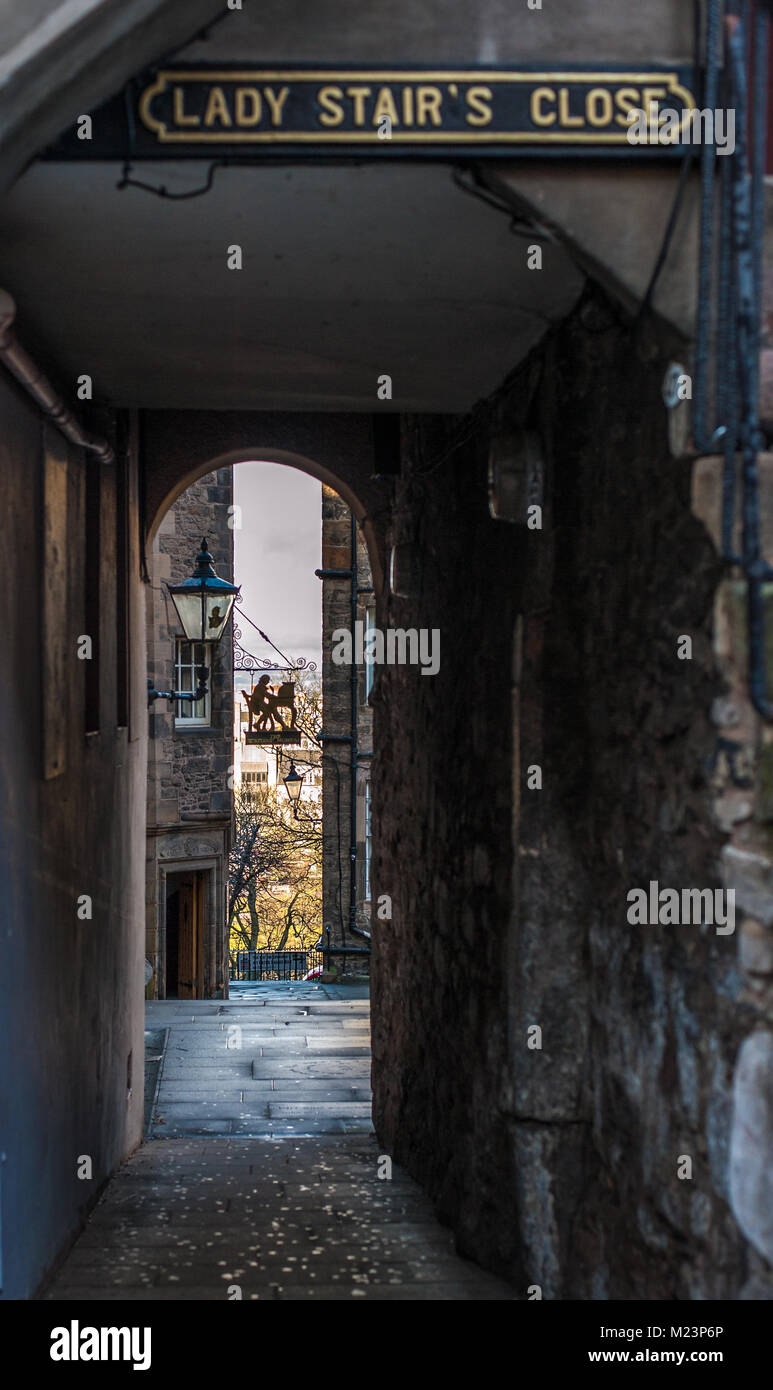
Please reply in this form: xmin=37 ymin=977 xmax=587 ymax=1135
xmin=451 ymin=165 xmax=558 ymax=242
xmin=634 ymin=0 xmax=705 ymax=327
xmin=234 ymin=599 xmax=316 ymax=673
xmin=117 ymin=160 xmax=230 ymax=200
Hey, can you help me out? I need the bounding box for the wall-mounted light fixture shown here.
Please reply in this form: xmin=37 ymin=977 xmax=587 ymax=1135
xmin=488 ymin=428 xmax=544 ymax=524
xmin=388 ymin=541 xmax=421 ymax=598
xmin=661 ymin=361 xmax=692 ymax=460
xmin=147 ymin=538 xmax=240 ymax=707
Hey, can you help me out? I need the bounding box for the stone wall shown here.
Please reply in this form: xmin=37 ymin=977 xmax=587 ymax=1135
xmin=691 ymin=454 xmax=773 ymax=1296
xmin=321 ymin=484 xmax=374 ymax=959
xmin=371 ymin=281 xmax=766 ymax=1299
xmin=0 ymin=389 xmax=146 ymax=1299
xmin=147 ymin=468 xmax=233 ymax=820
xmin=145 ymin=468 xmax=233 ymax=998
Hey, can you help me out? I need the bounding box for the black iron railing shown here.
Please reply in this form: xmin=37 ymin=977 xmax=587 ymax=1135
xmin=230 ymin=932 xmax=371 ymax=981
xmin=230 ymin=949 xmax=324 ymax=981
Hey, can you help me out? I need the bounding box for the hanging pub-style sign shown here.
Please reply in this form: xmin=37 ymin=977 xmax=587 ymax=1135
xmin=242 ymin=675 xmax=300 ymax=745
xmin=42 ymin=65 xmax=698 ymax=161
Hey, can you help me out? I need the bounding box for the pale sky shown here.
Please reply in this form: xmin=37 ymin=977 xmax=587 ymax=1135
xmin=233 ymin=461 xmax=322 ymax=676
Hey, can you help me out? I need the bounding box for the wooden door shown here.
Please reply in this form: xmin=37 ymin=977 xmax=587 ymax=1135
xmin=196 ymin=872 xmax=206 ymax=997
xmin=177 ymin=875 xmax=198 ymax=999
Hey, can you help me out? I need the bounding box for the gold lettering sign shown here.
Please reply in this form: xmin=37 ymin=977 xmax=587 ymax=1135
xmin=136 ymin=67 xmax=697 ymax=151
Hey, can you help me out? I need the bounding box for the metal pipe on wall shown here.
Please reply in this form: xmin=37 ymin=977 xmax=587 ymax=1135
xmin=0 ymin=288 xmax=115 ymax=464
xmin=348 ymin=509 xmax=371 ymax=946
xmin=349 ymin=510 xmax=359 ymax=938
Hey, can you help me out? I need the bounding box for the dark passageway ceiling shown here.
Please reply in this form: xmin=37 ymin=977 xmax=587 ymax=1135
xmin=0 ymin=0 xmax=697 ymax=412
xmin=0 ymin=159 xmax=584 ymax=412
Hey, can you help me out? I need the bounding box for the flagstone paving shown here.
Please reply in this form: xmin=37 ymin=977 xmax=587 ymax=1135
xmin=43 ymin=983 xmax=516 ymax=1300
xmin=145 ymin=982 xmax=373 ymax=1138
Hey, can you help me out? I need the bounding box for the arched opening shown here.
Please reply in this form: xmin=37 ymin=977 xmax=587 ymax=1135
xmin=147 ymin=445 xmax=384 ymax=597
xmin=145 ymin=455 xmax=376 ymax=1026
xmin=147 ymin=447 xmax=380 ymax=594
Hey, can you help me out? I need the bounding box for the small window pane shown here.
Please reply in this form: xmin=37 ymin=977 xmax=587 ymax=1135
xmin=365 ymin=607 xmax=376 ymax=698
xmin=175 ymin=639 xmax=211 ymax=724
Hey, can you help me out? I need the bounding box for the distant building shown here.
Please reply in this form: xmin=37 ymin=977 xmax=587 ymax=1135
xmin=233 ymin=695 xmax=322 ymax=808
xmin=320 ymin=485 xmax=374 ymax=956
xmin=145 ymin=469 xmax=234 ymax=999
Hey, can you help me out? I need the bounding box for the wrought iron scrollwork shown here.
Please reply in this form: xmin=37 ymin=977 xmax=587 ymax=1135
xmin=232 ymin=595 xmax=317 ymax=676
xmin=233 ymin=632 xmax=275 ymax=672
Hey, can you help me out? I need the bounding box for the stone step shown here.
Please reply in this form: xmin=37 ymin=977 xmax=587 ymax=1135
xmin=250 ymin=1060 xmax=371 ymax=1079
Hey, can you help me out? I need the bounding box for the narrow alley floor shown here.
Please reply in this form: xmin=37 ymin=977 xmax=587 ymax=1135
xmin=44 ymin=983 xmax=515 ymax=1300
xmin=144 ymin=981 xmax=374 ymax=1139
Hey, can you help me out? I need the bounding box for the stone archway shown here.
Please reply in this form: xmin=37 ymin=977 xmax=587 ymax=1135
xmin=145 ymin=432 xmax=382 ymax=993
xmin=142 ymin=410 xmax=390 ymax=597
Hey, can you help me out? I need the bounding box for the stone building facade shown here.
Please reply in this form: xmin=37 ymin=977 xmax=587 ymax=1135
xmin=145 ymin=469 xmax=234 ymax=999
xmin=320 ymin=484 xmax=374 ymax=961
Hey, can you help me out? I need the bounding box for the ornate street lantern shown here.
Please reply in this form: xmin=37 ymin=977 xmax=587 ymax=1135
xmin=168 ymin=537 xmax=240 ymax=643
xmin=147 ymin=538 xmax=240 ymax=707
xmin=282 ymin=759 xmax=304 ymax=812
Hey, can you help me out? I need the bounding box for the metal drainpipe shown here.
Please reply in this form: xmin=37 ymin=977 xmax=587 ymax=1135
xmin=349 ymin=511 xmax=359 ymax=942
xmin=0 ymin=288 xmax=114 ymax=464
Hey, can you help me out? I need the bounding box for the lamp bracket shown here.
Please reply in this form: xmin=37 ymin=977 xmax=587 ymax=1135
xmin=147 ymin=665 xmax=209 ymax=708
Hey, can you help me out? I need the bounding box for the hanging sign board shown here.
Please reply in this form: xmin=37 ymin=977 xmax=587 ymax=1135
xmin=43 ymin=65 xmax=698 ymax=160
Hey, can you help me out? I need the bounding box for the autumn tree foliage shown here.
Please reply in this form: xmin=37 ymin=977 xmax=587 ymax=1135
xmin=228 ymin=672 xmax=323 ymax=957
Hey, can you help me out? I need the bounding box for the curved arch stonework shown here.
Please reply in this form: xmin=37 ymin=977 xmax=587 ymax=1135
xmin=143 ymin=409 xmax=391 ymax=595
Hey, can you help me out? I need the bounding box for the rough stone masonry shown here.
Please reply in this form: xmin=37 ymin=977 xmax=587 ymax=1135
xmin=372 ymin=277 xmax=773 ymax=1300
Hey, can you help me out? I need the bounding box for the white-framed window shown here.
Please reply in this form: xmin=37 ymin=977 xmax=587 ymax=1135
xmin=174 ymin=639 xmax=211 ymax=725
xmin=243 ymin=769 xmax=268 ymax=785
xmin=365 ymin=605 xmax=376 ymax=699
